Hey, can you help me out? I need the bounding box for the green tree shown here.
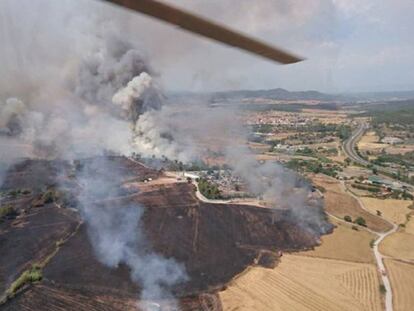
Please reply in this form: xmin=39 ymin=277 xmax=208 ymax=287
xmin=344 ymin=215 xmax=352 ymax=222
xmin=354 ymin=217 xmax=367 ymax=227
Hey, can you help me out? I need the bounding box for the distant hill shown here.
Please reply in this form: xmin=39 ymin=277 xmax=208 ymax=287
xmin=345 ymin=90 xmax=414 ymax=101
xmin=211 ymin=88 xmax=339 ymax=102
xmin=168 ymin=88 xmax=414 ymax=104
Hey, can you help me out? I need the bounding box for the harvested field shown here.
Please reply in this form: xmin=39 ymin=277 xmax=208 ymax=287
xmin=328 ymin=154 xmax=346 ymax=163
xmin=386 ymin=144 xmax=414 ymax=155
xmin=219 ymin=254 xmax=382 ymax=311
xmin=358 ymin=132 xmax=385 ymax=152
xmin=405 ymin=216 xmax=414 ymax=235
xmin=380 ymin=232 xmax=414 ymax=261
xmin=360 ymin=198 xmax=412 ymax=225
xmin=300 ymin=110 xmax=348 ymax=124
xmin=303 ymin=219 xmax=376 ymax=263
xmin=357 ymin=132 xmax=414 ymax=155
xmin=342 ymin=166 xmax=371 ymax=178
xmin=359 ymin=131 xmax=380 ymax=144
xmin=311 ymin=174 xmax=392 ymax=232
xmin=384 ymin=259 xmax=414 ymax=311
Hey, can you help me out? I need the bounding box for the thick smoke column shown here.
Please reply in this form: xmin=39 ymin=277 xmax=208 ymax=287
xmin=0 ymin=3 xmax=188 ymax=307
xmin=76 ymin=158 xmax=187 ymax=309
xmin=133 ymin=106 xmax=197 ymax=163
xmin=113 ymin=72 xmax=153 ymax=116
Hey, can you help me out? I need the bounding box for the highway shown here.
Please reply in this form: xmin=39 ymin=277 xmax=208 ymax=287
xmin=342 ymin=122 xmax=413 ymax=191
xmin=343 ymin=122 xmax=371 ymax=167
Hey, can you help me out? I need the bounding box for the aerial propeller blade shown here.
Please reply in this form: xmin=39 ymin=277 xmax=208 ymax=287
xmin=102 ymin=0 xmax=304 ymax=64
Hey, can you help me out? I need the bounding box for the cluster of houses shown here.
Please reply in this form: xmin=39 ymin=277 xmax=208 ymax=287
xmin=362 ymin=175 xmax=405 ymax=191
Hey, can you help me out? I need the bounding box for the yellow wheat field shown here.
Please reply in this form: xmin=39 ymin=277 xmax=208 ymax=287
xmin=357 ymin=132 xmax=385 ymax=152
xmin=304 ymin=219 xmax=376 ymax=263
xmin=380 ymin=232 xmax=414 ymax=261
xmin=405 ymin=216 xmax=414 ymax=235
xmin=360 ymin=198 xmax=412 ymax=225
xmin=219 ymin=255 xmax=382 ymax=311
xmin=385 ymin=259 xmax=414 ymax=311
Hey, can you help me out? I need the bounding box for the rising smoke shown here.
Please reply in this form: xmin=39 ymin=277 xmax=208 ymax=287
xmin=0 ymin=2 xmax=188 ymax=308
xmin=76 ymin=157 xmax=187 ymax=309
xmin=226 ymin=145 xmax=330 ymax=234
xmin=1 ymin=0 xmax=330 ymax=308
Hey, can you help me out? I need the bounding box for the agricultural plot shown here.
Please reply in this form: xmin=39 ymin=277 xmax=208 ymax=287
xmin=380 ymin=232 xmax=414 ymax=261
xmin=360 ymin=198 xmax=412 ymax=225
xmin=405 ymin=216 xmax=414 ymax=235
xmin=311 ymin=174 xmax=392 ymax=232
xmin=219 ymin=255 xmax=382 ymax=311
xmin=304 ymin=219 xmax=376 ymax=263
xmin=357 ymin=132 xmax=385 ymax=152
xmin=385 ymin=259 xmax=414 ymax=311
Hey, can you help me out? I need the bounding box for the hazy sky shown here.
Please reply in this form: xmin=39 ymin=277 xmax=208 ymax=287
xmin=151 ymin=0 xmax=414 ymax=93
xmin=1 ymin=0 xmax=414 ymax=93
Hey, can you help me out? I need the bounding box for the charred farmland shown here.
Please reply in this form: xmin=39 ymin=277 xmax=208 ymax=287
xmin=0 ymin=156 xmax=332 ymax=310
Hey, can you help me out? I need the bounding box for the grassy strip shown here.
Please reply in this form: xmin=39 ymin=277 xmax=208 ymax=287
xmin=1 ymin=221 xmax=82 ymax=304
xmin=0 ymin=205 xmax=15 ymax=218
xmin=6 ymin=266 xmax=42 ymax=298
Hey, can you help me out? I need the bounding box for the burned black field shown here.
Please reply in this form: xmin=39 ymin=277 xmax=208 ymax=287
xmin=0 ymin=156 xmax=330 ymax=311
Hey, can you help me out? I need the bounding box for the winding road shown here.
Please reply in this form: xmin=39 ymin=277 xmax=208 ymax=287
xmin=344 ymin=183 xmax=396 ymax=311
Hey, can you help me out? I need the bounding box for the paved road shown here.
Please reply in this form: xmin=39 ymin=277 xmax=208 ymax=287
xmin=343 ymin=122 xmax=371 ymax=166
xmin=342 ymin=123 xmax=413 ymax=192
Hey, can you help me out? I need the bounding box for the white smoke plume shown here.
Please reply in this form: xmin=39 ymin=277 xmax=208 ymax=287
xmin=0 ymin=98 xmax=26 ymax=135
xmin=132 ymin=106 xmax=196 ymax=163
xmin=113 ymin=72 xmax=153 ymax=116
xmin=77 ymin=157 xmax=187 ymax=309
xmin=225 ymin=145 xmax=330 ymax=234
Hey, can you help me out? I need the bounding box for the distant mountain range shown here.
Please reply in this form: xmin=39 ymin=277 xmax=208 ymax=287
xmin=169 ymin=88 xmax=414 ymax=103
xmin=210 ymin=88 xmax=339 ymax=102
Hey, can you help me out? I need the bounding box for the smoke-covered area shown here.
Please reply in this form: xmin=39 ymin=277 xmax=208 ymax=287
xmin=150 ymin=100 xmax=330 ymax=234
xmin=0 ymin=32 xmax=165 ymax=159
xmin=0 ymin=2 xmax=189 ymax=308
xmin=76 ymin=157 xmax=187 ymax=308
xmin=225 ymin=145 xmax=330 ymax=234
xmin=0 ymin=1 xmax=331 ymax=308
